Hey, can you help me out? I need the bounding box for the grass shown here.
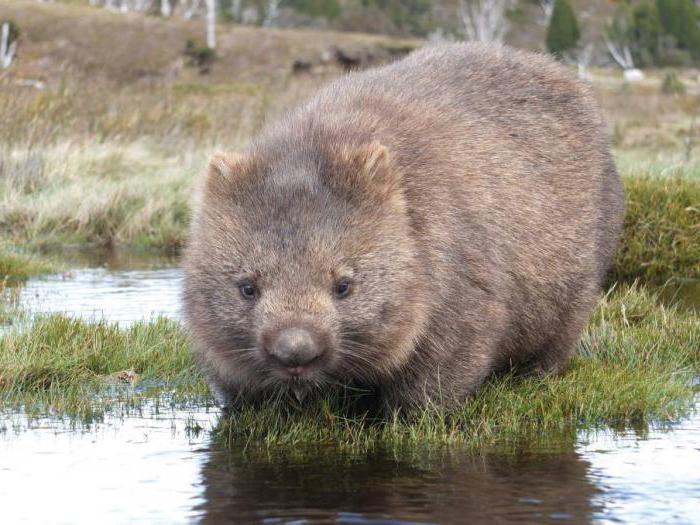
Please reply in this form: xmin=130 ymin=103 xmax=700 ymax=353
xmin=614 ymin=167 xmax=700 ymax=284
xmin=1 ymin=284 xmax=697 ymax=450
xmin=0 ymin=314 xmax=210 ymax=418
xmin=1 ymin=142 xmax=200 ymax=251
xmin=0 ymin=246 xmax=58 ymax=280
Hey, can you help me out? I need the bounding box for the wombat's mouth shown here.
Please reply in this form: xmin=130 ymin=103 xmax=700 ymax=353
xmin=266 ymin=353 xmax=329 ymax=382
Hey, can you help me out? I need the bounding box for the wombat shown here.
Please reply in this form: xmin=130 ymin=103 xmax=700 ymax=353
xmin=183 ymin=43 xmax=624 ymax=413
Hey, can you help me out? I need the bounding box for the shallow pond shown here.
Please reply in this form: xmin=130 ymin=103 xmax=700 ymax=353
xmin=0 ymin=400 xmax=698 ymax=524
xmin=2 ymin=250 xmax=699 ymax=523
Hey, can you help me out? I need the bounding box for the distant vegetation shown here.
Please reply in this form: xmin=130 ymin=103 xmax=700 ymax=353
xmin=58 ymin=0 xmax=700 ymax=68
xmin=546 ymin=0 xmax=580 ymax=57
xmin=607 ymin=0 xmax=700 ymax=67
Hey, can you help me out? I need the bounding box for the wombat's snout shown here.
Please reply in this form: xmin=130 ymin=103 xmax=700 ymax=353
xmin=265 ymin=327 xmax=324 ymax=374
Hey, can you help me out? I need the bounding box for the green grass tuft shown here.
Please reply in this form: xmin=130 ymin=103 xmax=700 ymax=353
xmin=0 ymin=247 xmax=58 ymax=279
xmin=0 ymin=314 xmax=209 ymax=417
xmin=615 ymin=172 xmax=700 ymax=284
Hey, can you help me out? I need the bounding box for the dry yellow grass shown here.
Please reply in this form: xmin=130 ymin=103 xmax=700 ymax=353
xmin=2 ymin=142 xmax=199 ymax=248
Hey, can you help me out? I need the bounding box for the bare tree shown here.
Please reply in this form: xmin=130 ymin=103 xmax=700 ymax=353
xmin=605 ymin=37 xmax=644 ymax=81
xmin=161 ymin=0 xmax=172 ymax=17
xmin=183 ymin=0 xmax=203 ymax=19
xmin=563 ymin=43 xmax=593 ymax=81
xmin=605 ymin=38 xmax=633 ymax=70
xmin=539 ymin=0 xmax=554 ymax=25
xmin=263 ymin=0 xmax=282 ymax=27
xmin=604 ymin=12 xmax=645 ymax=81
xmin=230 ymin=0 xmax=242 ymax=22
xmin=90 ymin=0 xmax=154 ymax=12
xmin=459 ymin=0 xmax=511 ymax=43
xmin=1 ymin=22 xmax=17 ymax=69
xmin=241 ymin=5 xmax=259 ymax=24
xmin=206 ymin=0 xmax=216 ymax=49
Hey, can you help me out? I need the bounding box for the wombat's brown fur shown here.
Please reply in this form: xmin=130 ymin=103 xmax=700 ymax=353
xmin=183 ymin=43 xmax=624 ymax=413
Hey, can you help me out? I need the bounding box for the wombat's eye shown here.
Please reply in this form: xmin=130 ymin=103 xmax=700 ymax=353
xmin=334 ymin=279 xmax=352 ymax=299
xmin=239 ymin=281 xmax=257 ymax=300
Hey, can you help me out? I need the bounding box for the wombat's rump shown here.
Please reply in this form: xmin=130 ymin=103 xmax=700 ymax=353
xmin=183 ymin=43 xmax=624 ymax=413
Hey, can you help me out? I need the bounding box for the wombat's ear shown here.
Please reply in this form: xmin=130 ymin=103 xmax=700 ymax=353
xmin=201 ymin=151 xmax=248 ymax=195
xmin=345 ymin=141 xmax=401 ymax=203
xmin=357 ymin=141 xmax=389 ymax=176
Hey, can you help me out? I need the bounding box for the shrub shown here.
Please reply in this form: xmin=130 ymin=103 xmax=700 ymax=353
xmin=661 ymin=70 xmax=686 ymax=95
xmin=546 ymin=0 xmax=580 ymax=57
xmin=657 ymin=0 xmax=700 ymax=59
xmin=184 ymin=39 xmax=216 ymax=69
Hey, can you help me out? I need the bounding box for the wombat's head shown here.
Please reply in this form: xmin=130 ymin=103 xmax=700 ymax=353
xmin=183 ymin=139 xmax=428 ymax=400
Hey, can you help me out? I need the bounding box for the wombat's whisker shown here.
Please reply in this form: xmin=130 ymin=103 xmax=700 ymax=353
xmin=221 ymin=346 xmax=257 ymax=355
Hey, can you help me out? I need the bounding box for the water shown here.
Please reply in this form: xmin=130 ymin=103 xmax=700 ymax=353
xmin=2 ymin=250 xmax=699 ymax=524
xmin=17 ymin=266 xmax=182 ymax=324
xmin=9 ymin=249 xmax=183 ymax=325
xmin=0 ymin=401 xmax=698 ymax=524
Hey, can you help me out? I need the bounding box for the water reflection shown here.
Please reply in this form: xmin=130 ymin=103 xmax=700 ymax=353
xmin=198 ymin=446 xmax=600 ymax=524
xmin=1 ymin=399 xmax=698 ymax=524
xmin=0 ymin=402 xmax=217 ymax=524
xmin=579 ymin=416 xmax=700 ymax=522
xmin=42 ymin=246 xmax=180 ymax=271
xmin=657 ymin=279 xmax=700 ymax=312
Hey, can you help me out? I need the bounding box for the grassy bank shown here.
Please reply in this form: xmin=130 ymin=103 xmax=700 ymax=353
xmin=1 ymin=142 xmax=199 ymax=251
xmin=615 ymin=166 xmax=700 ymax=284
xmin=1 ymin=285 xmax=697 ymax=449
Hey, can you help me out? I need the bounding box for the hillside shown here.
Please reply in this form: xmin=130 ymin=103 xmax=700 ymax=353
xmin=0 ymin=0 xmax=417 ymax=88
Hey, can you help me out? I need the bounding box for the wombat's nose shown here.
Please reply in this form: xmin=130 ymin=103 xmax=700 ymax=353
xmin=267 ymin=328 xmax=322 ymax=370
